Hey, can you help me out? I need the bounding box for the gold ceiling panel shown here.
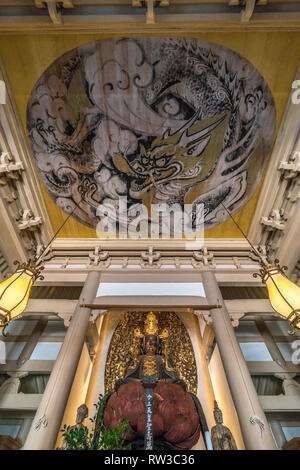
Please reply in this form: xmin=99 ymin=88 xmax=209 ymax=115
xmin=0 ymin=31 xmax=299 ymax=238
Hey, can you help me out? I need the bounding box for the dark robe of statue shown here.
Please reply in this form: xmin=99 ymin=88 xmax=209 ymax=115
xmin=115 ymin=334 xmax=186 ymax=390
xmin=211 ymin=401 xmax=237 ymax=450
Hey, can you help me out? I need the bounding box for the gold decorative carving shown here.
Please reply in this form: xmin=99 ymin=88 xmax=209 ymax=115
xmin=143 ymin=356 xmax=158 ymax=378
xmin=104 ymin=311 xmax=197 ymax=394
xmin=144 ymin=312 xmax=159 ymax=335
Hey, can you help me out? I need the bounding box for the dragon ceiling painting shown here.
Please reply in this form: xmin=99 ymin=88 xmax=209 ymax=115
xmin=26 ymin=37 xmax=276 ymax=233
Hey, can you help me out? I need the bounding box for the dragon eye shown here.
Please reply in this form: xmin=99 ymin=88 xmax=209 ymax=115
xmin=132 ymin=162 xmax=144 ymax=173
xmin=151 ymin=93 xmax=195 ymax=120
xmin=156 ymin=156 xmax=167 ymax=167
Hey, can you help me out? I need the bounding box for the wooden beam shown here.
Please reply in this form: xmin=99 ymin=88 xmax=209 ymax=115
xmin=16 ymin=317 xmax=48 ymax=368
xmin=246 ymin=361 xmax=300 ymax=374
xmin=0 ymin=394 xmax=42 ymax=411
xmin=237 ymin=336 xmax=296 ymax=343
xmin=259 ymin=394 xmax=300 ymax=412
xmin=80 ymin=303 xmax=222 ymax=310
xmin=1 ymin=336 xmax=64 ymax=342
xmin=0 ymin=360 xmax=54 ymax=373
xmin=0 ymin=13 xmax=300 ymax=33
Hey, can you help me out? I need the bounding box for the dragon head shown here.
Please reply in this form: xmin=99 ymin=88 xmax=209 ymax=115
xmin=113 ymin=112 xmax=229 ymax=201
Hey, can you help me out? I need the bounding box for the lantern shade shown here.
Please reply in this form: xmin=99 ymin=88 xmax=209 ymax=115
xmin=264 ymin=267 xmax=300 ymax=332
xmin=0 ymin=268 xmax=35 ymax=328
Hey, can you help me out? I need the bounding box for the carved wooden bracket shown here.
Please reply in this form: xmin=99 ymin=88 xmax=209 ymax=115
xmin=230 ymin=312 xmax=245 ymax=327
xmin=57 ymin=312 xmax=72 ymax=328
xmin=279 ymin=151 xmax=300 ymax=179
xmin=192 ymin=247 xmax=216 ymax=269
xmin=140 ymin=246 xmax=161 ymax=268
xmin=241 ymin=0 xmax=256 ymax=22
xmin=89 ymin=309 xmax=107 ymax=322
xmin=35 ymin=0 xmax=73 ymax=24
xmin=248 ymin=245 xmax=268 ymax=265
xmin=132 ymin=0 xmax=169 ymax=24
xmin=286 ymin=177 xmax=300 ymax=203
xmin=88 ymin=246 xmax=110 ymax=268
xmin=17 ymin=209 xmax=42 ymax=232
xmin=35 ymin=245 xmax=53 ymax=264
xmin=229 ymin=0 xmax=268 ymax=22
xmin=195 ymin=310 xmax=244 ymax=327
xmin=2 ymin=189 xmax=18 ymax=203
xmin=0 ymin=152 xmax=24 ymax=179
xmin=57 ymin=309 xmax=107 ymax=328
xmin=261 ymin=209 xmax=286 ymax=232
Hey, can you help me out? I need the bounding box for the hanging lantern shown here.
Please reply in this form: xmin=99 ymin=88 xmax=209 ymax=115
xmin=254 ymin=260 xmax=300 ymax=334
xmin=219 ymin=202 xmax=300 ymax=336
xmin=0 ymin=191 xmax=87 ymax=335
xmin=0 ymin=260 xmax=44 ymax=336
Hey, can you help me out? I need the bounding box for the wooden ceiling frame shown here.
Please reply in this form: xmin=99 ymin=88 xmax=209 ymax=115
xmin=0 ymin=0 xmax=300 ymax=32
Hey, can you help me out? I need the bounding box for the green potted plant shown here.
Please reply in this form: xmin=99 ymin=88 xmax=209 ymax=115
xmin=59 ymin=394 xmax=131 ymax=450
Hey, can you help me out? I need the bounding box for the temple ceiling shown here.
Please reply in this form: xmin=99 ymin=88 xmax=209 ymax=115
xmin=0 ymin=31 xmax=299 ymax=239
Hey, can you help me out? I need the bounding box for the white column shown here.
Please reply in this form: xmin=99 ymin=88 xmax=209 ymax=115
xmin=201 ymin=271 xmax=277 ymax=450
xmin=17 ymin=418 xmax=33 ymax=446
xmin=23 ymin=271 xmax=100 ymax=450
xmin=269 ymin=419 xmax=287 ymax=449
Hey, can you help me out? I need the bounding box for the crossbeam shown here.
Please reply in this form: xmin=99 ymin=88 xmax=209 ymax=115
xmin=80 ymin=303 xmax=222 ymax=310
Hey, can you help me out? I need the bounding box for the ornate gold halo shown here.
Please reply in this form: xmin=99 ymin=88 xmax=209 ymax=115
xmin=104 ymin=311 xmax=197 ymax=394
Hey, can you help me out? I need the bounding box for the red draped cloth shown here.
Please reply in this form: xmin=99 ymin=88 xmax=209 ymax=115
xmin=103 ymin=381 xmax=201 ymax=449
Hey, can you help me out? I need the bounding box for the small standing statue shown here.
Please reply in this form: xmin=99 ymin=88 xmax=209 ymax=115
xmin=61 ymin=404 xmax=89 ymax=450
xmin=73 ymin=404 xmax=89 ymax=430
xmin=211 ymin=401 xmax=237 ymax=450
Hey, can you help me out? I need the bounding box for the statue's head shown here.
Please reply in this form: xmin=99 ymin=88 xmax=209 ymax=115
xmin=134 ymin=312 xmax=169 ymax=356
xmin=76 ymin=404 xmax=88 ymax=425
xmin=213 ymin=400 xmax=223 ymax=425
xmin=144 ymin=334 xmax=159 ymax=356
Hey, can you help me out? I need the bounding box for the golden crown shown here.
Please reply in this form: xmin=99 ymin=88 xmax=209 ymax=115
xmin=134 ymin=312 xmax=169 ymax=340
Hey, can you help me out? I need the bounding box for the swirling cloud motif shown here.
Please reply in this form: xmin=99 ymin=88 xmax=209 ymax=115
xmin=27 ymin=37 xmax=276 ymax=231
xmin=81 ymin=38 xmax=186 ymax=136
xmin=92 ymin=119 xmax=138 ymax=170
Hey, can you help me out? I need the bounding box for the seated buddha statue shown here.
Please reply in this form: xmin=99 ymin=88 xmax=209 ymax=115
xmin=103 ymin=312 xmax=212 ymax=450
xmin=114 ymin=331 xmax=186 ymax=390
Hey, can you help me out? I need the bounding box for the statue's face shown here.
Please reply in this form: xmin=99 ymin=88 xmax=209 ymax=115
xmin=145 ymin=335 xmax=158 ymax=356
xmin=214 ymin=409 xmax=223 ymax=425
xmin=76 ymin=404 xmax=88 ymax=424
